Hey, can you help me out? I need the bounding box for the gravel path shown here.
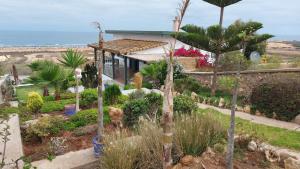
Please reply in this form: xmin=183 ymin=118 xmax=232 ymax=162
xmin=198 ymin=103 xmax=300 ymax=132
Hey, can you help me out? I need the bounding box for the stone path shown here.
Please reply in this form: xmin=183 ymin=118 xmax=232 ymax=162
xmin=31 ymin=148 xmax=98 ymax=169
xmin=0 ymin=115 xmax=24 ymax=169
xmin=198 ymin=103 xmax=300 ymax=132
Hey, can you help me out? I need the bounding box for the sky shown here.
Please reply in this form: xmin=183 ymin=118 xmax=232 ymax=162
xmin=0 ymin=0 xmax=299 ymax=36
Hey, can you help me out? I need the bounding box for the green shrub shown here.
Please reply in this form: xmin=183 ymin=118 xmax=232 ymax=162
xmin=174 ymin=95 xmax=197 ymax=115
xmin=144 ymin=92 xmax=163 ymax=119
xmin=128 ymin=90 xmax=146 ymax=100
xmin=69 ymin=108 xmax=110 ymax=128
xmin=0 ymin=107 xmax=20 ymax=118
xmin=219 ymin=52 xmax=251 ymax=71
xmin=174 ymin=113 xmax=226 ymax=156
xmin=218 ymin=76 xmax=236 ymax=92
xmin=27 ymin=116 xmax=64 ymax=138
xmin=26 ymin=92 xmax=44 ymax=113
xmin=41 ymin=99 xmax=75 ymax=113
xmin=174 ymin=77 xmax=209 ymax=94
xmin=117 ymin=95 xmax=129 ymax=105
xmin=123 ymin=99 xmax=148 ymax=127
xmin=251 ymin=79 xmax=300 ymax=121
xmin=140 ymin=60 xmax=185 ymax=88
xmin=142 ymin=81 xmax=153 ymax=89
xmin=104 ymin=84 xmax=121 ymax=105
xmin=60 ymin=92 xmax=76 ymax=100
xmin=123 ymin=84 xmax=135 ymax=90
xmin=80 ymin=88 xmax=97 ymax=107
xmin=43 ymin=96 xmax=55 ymax=102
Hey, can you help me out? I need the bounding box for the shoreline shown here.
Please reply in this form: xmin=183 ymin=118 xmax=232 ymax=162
xmin=0 ymin=46 xmax=92 ymax=53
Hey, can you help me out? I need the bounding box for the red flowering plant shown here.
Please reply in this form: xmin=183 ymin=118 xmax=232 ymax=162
xmin=174 ymin=47 xmax=211 ymax=68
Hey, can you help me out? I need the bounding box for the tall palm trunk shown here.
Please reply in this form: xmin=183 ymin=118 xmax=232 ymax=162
xmin=97 ymin=50 xmax=104 ymax=143
xmin=162 ymin=57 xmax=174 ymax=169
xmin=219 ymin=7 xmax=224 ymax=27
xmin=211 ymin=7 xmax=224 ymax=96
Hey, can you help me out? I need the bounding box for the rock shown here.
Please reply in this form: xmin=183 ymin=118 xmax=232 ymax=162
xmin=255 ymin=110 xmax=262 ymax=116
xmin=236 ymin=106 xmax=244 ymax=112
xmin=172 ymin=163 xmax=183 ymax=169
xmin=247 ymin=141 xmax=257 ymax=152
xmin=180 ymin=155 xmax=194 ymax=166
xmin=218 ymin=98 xmax=225 ymax=108
xmin=22 ymin=119 xmax=39 ymax=129
xmin=243 ymin=105 xmax=251 ymax=114
xmin=284 ymin=157 xmax=300 ymax=169
xmin=293 ymin=114 xmax=300 ymax=125
xmin=278 ymin=151 xmax=298 ymax=167
xmin=265 ymin=149 xmax=279 ymax=162
xmin=108 ymin=107 xmax=124 ymax=128
xmin=191 ymin=92 xmax=198 ymax=101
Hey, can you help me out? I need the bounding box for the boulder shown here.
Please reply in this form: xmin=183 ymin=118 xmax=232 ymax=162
xmin=191 ymin=92 xmax=198 ymax=101
xmin=284 ymin=157 xmax=300 ymax=169
xmin=243 ymin=105 xmax=251 ymax=114
xmin=255 ymin=110 xmax=262 ymax=116
xmin=218 ymin=98 xmax=225 ymax=108
xmin=180 ymin=155 xmax=194 ymax=166
xmin=265 ymin=149 xmax=279 ymax=162
xmin=278 ymin=151 xmax=298 ymax=167
xmin=247 ymin=141 xmax=258 ymax=152
xmin=293 ymin=114 xmax=300 ymax=125
xmin=108 ymin=107 xmax=124 ymax=128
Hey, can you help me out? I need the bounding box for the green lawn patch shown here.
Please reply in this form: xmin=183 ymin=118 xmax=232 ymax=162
xmin=16 ymin=85 xmax=54 ymax=101
xmin=198 ymin=108 xmax=300 ymax=151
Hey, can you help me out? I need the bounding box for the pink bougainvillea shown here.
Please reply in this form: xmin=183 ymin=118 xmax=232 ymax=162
xmin=174 ymin=47 xmax=211 ymax=68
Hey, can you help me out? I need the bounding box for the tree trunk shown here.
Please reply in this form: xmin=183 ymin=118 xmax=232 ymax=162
xmin=43 ymin=85 xmax=49 ymax=97
xmin=219 ymin=7 xmax=224 ymax=27
xmin=211 ymin=53 xmax=220 ymax=96
xmin=54 ymin=86 xmax=61 ymax=100
xmin=162 ymin=57 xmax=174 ymax=169
xmin=226 ymin=61 xmax=241 ymax=169
xmin=97 ymin=50 xmax=104 ymax=143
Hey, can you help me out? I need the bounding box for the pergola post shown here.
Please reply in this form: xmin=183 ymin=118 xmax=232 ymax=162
xmin=112 ymin=53 xmax=116 ymax=79
xmin=124 ymin=56 xmax=128 ymax=85
xmin=102 ymin=51 xmax=105 ymax=72
xmin=94 ymin=48 xmax=98 ymax=62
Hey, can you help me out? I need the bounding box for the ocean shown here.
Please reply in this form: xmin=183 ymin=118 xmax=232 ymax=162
xmin=0 ymin=31 xmax=299 ymax=47
xmin=0 ymin=31 xmax=112 ymax=47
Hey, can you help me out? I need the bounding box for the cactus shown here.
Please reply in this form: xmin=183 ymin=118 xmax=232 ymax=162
xmin=81 ymin=63 xmax=98 ymax=88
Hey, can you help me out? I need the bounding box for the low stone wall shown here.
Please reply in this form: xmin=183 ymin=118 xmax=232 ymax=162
xmin=186 ymin=68 xmax=300 ymax=97
xmin=176 ymin=57 xmax=197 ymax=71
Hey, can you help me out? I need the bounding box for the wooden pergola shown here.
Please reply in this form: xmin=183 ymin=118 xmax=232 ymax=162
xmin=88 ymin=39 xmax=167 ymax=84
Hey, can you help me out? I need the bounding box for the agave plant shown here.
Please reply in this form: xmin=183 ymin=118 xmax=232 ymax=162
xmin=59 ymin=49 xmax=87 ymax=70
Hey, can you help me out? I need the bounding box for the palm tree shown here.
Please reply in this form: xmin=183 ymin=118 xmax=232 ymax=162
xmin=28 ymin=61 xmax=70 ymax=100
xmin=173 ymin=21 xmax=272 ymax=96
xmin=203 ymin=0 xmax=242 ymax=27
xmin=59 ymin=49 xmax=87 ymax=71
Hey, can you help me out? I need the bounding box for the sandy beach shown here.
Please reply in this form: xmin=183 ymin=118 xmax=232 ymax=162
xmin=0 ymin=47 xmax=94 ymax=75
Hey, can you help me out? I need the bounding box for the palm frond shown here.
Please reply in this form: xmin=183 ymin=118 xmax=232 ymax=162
xmin=59 ymin=49 xmax=87 ymax=69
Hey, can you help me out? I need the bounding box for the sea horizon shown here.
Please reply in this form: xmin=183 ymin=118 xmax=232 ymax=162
xmin=0 ymin=30 xmax=300 ymax=48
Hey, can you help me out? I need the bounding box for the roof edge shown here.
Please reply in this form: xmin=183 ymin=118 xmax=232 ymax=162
xmin=105 ymin=30 xmax=173 ymax=36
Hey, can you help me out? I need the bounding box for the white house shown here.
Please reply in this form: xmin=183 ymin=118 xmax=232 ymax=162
xmin=88 ymin=18 xmax=208 ymax=84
